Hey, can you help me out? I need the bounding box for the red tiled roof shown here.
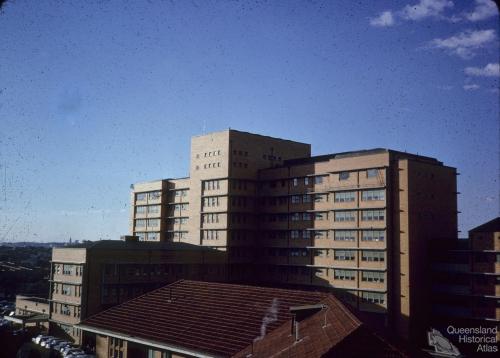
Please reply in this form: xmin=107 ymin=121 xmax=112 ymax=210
xmin=79 ymin=280 xmax=332 ymax=357
xmin=235 ymin=296 xmax=406 ymax=358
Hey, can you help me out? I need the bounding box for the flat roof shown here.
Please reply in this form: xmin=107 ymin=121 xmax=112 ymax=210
xmin=280 ymin=148 xmax=442 ymax=167
xmin=60 ymin=240 xmax=216 ymax=251
xmin=192 ymin=128 xmax=310 ymax=146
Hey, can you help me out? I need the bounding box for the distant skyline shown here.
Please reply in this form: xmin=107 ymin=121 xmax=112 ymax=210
xmin=0 ymin=0 xmax=498 ymax=242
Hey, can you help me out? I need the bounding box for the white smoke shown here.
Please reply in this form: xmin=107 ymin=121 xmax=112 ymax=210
xmin=255 ymin=298 xmax=279 ymax=341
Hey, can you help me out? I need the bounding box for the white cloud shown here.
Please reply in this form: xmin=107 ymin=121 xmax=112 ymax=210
xmin=370 ymin=11 xmax=395 ymax=27
xmin=401 ymin=0 xmax=454 ymax=21
xmin=463 ymin=84 xmax=480 ymax=90
xmin=427 ymin=29 xmax=497 ymax=59
xmin=465 ymin=0 xmax=498 ymax=22
xmin=464 ymin=63 xmax=500 ymax=77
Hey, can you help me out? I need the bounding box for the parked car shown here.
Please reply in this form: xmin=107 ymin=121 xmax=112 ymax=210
xmin=37 ymin=335 xmax=55 ymax=345
xmin=63 ymin=349 xmax=85 ymax=357
xmin=54 ymin=341 xmax=72 ymax=351
xmin=32 ymin=334 xmax=44 ymax=343
xmin=61 ymin=345 xmax=79 ymax=354
xmin=45 ymin=338 xmax=66 ymax=348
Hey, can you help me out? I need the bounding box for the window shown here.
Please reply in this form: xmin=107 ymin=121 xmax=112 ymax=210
xmin=147 ymin=219 xmax=159 ymax=227
xmin=302 ymin=195 xmax=312 ymax=203
xmin=367 ymin=169 xmax=378 ymax=178
xmin=334 ymin=269 xmax=356 ymax=280
xmin=304 ymin=177 xmax=310 ymax=185
xmin=314 ymin=175 xmax=326 ymax=184
xmin=291 ymin=195 xmax=301 ymax=204
xmin=290 ymin=249 xmax=308 ymax=257
xmin=136 ymin=193 xmax=146 ymax=201
xmin=291 ymin=213 xmax=301 ymax=221
xmin=334 ymin=191 xmax=356 ymax=202
xmin=204 ymin=180 xmax=220 ymax=191
xmin=135 ymin=219 xmax=146 ymax=228
xmin=61 ymin=304 xmax=71 ymax=316
xmin=302 ymin=213 xmax=312 ymax=221
xmin=361 ymin=250 xmax=385 ymax=262
xmin=147 ymin=232 xmax=159 ymax=241
xmin=314 ymin=230 xmax=328 ymax=239
xmin=314 ymin=194 xmax=327 ymax=202
xmin=362 ymin=291 xmax=385 ymax=304
xmin=315 ymin=249 xmax=328 ymax=257
xmin=361 ymin=210 xmax=385 ymax=221
xmin=362 ymin=271 xmax=385 ymax=283
xmin=62 ymin=265 xmax=74 ymax=275
xmin=334 ymin=230 xmax=356 ymax=241
xmin=291 ymin=230 xmax=300 ymax=239
xmin=339 ymin=172 xmax=350 ymax=180
xmin=203 ymin=213 xmax=219 ymax=224
xmin=361 ymin=190 xmax=385 ymax=201
xmin=334 ymin=250 xmax=355 ymax=260
xmin=136 ymin=232 xmax=146 ymax=241
xmin=302 ymin=230 xmax=311 ymax=238
xmin=203 ymin=230 xmax=220 ymax=240
xmin=292 ymin=178 xmax=299 ymax=187
xmin=135 ymin=206 xmax=146 ymax=214
xmin=62 ymin=285 xmax=72 ymax=295
xmin=148 ymin=191 xmax=161 ymax=200
xmin=315 ymin=212 xmax=326 ymax=220
xmin=362 ymin=230 xmax=385 ymax=242
xmin=334 ymin=211 xmax=356 ymax=222
xmin=147 ymin=205 xmax=160 ymax=214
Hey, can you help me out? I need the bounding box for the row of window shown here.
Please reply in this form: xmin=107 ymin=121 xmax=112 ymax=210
xmin=135 ymin=219 xmax=160 ymax=228
xmin=135 ymin=232 xmax=159 ymax=241
xmin=203 ymin=180 xmax=221 ymax=191
xmin=233 ymin=149 xmax=248 ymax=156
xmin=172 ymin=190 xmax=188 ymax=198
xmin=202 ymin=213 xmax=219 ymax=224
xmin=168 ymin=217 xmax=188 ymax=225
xmin=203 ymin=162 xmax=221 ymax=169
xmin=199 ymin=150 xmax=222 ymax=158
xmin=332 ymin=269 xmax=385 ymax=283
xmin=53 ymin=283 xmax=82 ymax=297
xmin=270 ymin=248 xmax=385 ymax=261
xmin=263 ymin=210 xmax=385 ymax=223
xmin=54 ymin=264 xmax=83 ymax=276
xmin=135 ymin=205 xmax=161 ymax=215
xmin=202 ymin=230 xmax=221 ymax=240
xmin=136 ymin=191 xmax=161 ymax=202
xmin=263 ymin=229 xmax=386 ymax=242
xmin=335 ymin=210 xmax=385 ymax=222
xmin=52 ymin=303 xmax=80 ymax=318
xmin=262 ymin=169 xmax=382 ymax=189
xmin=233 ymin=162 xmax=248 ymax=168
xmin=173 ymin=203 xmax=188 ymax=211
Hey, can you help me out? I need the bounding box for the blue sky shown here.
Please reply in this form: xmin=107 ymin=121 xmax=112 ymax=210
xmin=0 ymin=0 xmax=498 ymax=242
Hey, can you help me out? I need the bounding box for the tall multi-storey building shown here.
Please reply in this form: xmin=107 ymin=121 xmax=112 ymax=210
xmin=130 ymin=129 xmax=458 ymax=344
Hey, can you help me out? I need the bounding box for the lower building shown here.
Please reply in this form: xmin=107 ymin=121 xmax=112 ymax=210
xmin=77 ymin=280 xmax=406 ymax=358
xmin=430 ymin=217 xmax=499 ymax=355
xmin=48 ymin=238 xmax=227 ymax=343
